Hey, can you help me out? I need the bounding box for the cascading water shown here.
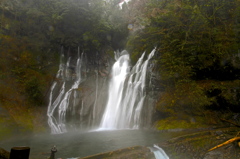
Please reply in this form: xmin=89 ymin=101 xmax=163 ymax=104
xmin=47 ymin=48 xmax=156 ymax=133
xmin=149 ymin=144 xmax=169 ymax=159
xmin=100 ymin=48 xmax=156 ymax=129
xmin=47 ymin=48 xmax=84 ymax=134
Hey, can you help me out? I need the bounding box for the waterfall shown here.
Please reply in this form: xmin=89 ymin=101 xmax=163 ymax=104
xmin=47 ymin=48 xmax=83 ymax=134
xmin=100 ymin=49 xmax=156 ymax=130
xmin=148 ymin=145 xmax=169 ymax=159
xmin=47 ymin=48 xmax=156 ymax=133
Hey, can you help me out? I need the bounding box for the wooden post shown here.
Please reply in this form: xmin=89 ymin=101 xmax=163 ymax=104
xmin=9 ymin=147 xmax=30 ymax=159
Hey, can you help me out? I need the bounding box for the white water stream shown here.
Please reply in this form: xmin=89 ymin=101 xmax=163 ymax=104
xmin=47 ymin=48 xmax=83 ymax=134
xmin=47 ymin=48 xmax=156 ymax=133
xmin=100 ymin=49 xmax=156 ymax=129
xmin=149 ymin=144 xmax=169 ymax=159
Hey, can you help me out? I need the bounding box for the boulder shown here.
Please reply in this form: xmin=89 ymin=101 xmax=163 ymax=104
xmin=79 ymin=146 xmax=155 ymax=159
xmin=0 ymin=148 xmax=10 ymax=159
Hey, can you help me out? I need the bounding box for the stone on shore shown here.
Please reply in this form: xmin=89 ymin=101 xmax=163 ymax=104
xmin=0 ymin=148 xmax=10 ymax=159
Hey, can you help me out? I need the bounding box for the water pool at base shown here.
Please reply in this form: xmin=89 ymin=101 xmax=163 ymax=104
xmin=0 ymin=129 xmax=183 ymax=159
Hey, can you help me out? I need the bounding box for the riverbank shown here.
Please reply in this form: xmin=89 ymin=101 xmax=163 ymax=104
xmin=159 ymin=127 xmax=240 ymax=159
xmin=0 ymin=129 xmax=189 ymax=159
xmin=78 ymin=127 xmax=240 ymax=159
xmin=1 ymin=127 xmax=239 ymax=159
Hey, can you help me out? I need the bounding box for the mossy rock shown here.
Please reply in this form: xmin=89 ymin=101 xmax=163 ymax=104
xmin=155 ymin=117 xmax=209 ymax=130
xmin=0 ymin=148 xmax=10 ymax=159
xmin=79 ymin=146 xmax=155 ymax=159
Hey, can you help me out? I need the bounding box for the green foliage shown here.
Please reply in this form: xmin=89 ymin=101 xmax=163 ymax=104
xmin=157 ymin=81 xmax=214 ymax=115
xmin=25 ymin=77 xmax=44 ymax=105
xmin=0 ymin=0 xmax=129 ymax=107
xmin=201 ymin=80 xmax=240 ymax=109
xmin=128 ymin=0 xmax=240 ymax=76
xmin=1 ymin=0 xmax=129 ymax=54
xmin=155 ymin=117 xmax=208 ymax=130
xmin=126 ymin=0 xmax=240 ymax=119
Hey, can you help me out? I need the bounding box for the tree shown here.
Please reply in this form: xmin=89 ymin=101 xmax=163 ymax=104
xmin=126 ymin=0 xmax=240 ymax=120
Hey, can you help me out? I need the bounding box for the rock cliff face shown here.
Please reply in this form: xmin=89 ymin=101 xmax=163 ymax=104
xmin=0 ymin=48 xmax=163 ymax=136
xmin=47 ymin=50 xmax=161 ymax=132
xmin=47 ymin=51 xmax=113 ymax=132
